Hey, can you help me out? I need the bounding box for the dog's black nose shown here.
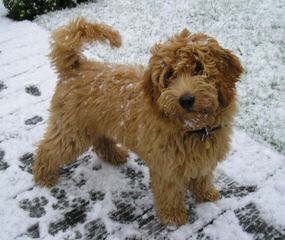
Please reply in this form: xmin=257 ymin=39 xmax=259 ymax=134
xmin=179 ymin=94 xmax=196 ymax=111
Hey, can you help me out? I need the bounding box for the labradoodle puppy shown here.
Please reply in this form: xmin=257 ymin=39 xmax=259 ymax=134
xmin=34 ymin=18 xmax=243 ymax=225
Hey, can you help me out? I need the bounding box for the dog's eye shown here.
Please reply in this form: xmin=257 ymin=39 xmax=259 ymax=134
xmin=193 ymin=62 xmax=204 ymax=75
xmin=164 ymin=69 xmax=177 ymax=80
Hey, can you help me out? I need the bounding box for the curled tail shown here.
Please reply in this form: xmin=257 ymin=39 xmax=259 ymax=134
xmin=49 ymin=18 xmax=121 ymax=77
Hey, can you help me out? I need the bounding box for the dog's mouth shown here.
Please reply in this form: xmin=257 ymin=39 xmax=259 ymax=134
xmin=184 ymin=107 xmax=209 ymax=115
xmin=182 ymin=108 xmax=216 ymax=130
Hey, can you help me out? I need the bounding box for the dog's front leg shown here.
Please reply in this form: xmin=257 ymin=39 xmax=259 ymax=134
xmin=189 ymin=173 xmax=221 ymax=202
xmin=150 ymin=169 xmax=188 ymax=226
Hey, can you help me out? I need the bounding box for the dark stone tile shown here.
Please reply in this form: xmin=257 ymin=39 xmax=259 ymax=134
xmin=120 ymin=190 xmax=146 ymax=201
xmin=0 ymin=150 xmax=5 ymax=161
xmin=196 ymin=232 xmax=212 ymax=240
xmin=220 ymin=185 xmax=257 ymax=198
xmin=60 ymin=162 xmax=80 ymax=177
xmin=26 ymin=223 xmax=40 ymax=238
xmin=134 ymin=158 xmax=145 ymax=166
xmin=49 ymin=201 xmax=89 ymax=236
xmin=60 ymin=154 xmax=93 ymax=177
xmin=0 ymin=81 xmax=7 ymax=92
xmin=234 ymin=203 xmax=285 ymax=240
xmin=0 ymin=150 xmax=9 ymax=170
xmin=84 ymin=219 xmax=108 ymax=240
xmin=19 ymin=152 xmax=34 ymax=174
xmin=74 ymin=231 xmax=83 ymax=239
xmin=137 ymin=213 xmax=155 ymax=228
xmin=0 ymin=160 xmax=9 ymax=171
xmin=124 ymin=236 xmax=143 ymax=240
xmin=120 ymin=167 xmax=144 ymax=181
xmin=19 ymin=197 xmax=48 ymax=218
xmin=48 ymin=220 xmax=68 ymax=236
xmin=89 ymin=191 xmax=105 ymax=202
xmin=215 ymin=172 xmax=257 ymax=198
xmin=109 ymin=201 xmax=137 ymax=224
xmin=93 ymin=163 xmax=102 ymax=171
xmin=74 ymin=173 xmax=87 ymax=187
xmin=70 ymin=198 xmax=89 ymax=209
xmin=64 ymin=204 xmax=88 ymax=226
xmin=188 ymin=205 xmax=199 ymax=224
xmin=25 ymin=116 xmax=43 ymax=125
xmin=51 ymin=188 xmax=67 ymax=200
xmin=51 ymin=188 xmax=70 ymax=210
xmin=25 ymin=85 xmax=41 ymax=96
xmin=137 ymin=213 xmax=166 ymax=237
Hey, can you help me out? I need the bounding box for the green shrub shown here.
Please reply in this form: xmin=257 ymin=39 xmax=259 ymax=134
xmin=3 ymin=0 xmax=90 ymax=21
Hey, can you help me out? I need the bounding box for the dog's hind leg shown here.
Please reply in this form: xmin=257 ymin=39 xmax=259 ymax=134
xmin=33 ymin=123 xmax=90 ymax=187
xmin=93 ymin=137 xmax=128 ymax=165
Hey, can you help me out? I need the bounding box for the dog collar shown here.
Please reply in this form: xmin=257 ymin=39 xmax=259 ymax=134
xmin=187 ymin=125 xmax=221 ymax=137
xmin=186 ymin=125 xmax=222 ymax=149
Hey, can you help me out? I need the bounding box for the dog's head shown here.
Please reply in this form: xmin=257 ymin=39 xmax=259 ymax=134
xmin=143 ymin=29 xmax=243 ymax=130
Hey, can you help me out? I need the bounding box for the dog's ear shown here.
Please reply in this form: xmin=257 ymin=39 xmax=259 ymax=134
xmin=217 ymin=49 xmax=244 ymax=107
xmin=172 ymin=28 xmax=191 ymax=43
xmin=143 ymin=44 xmax=164 ymax=108
xmin=223 ymin=49 xmax=244 ymax=82
xmin=143 ymin=66 xmax=161 ymax=107
xmin=180 ymin=28 xmax=191 ymax=38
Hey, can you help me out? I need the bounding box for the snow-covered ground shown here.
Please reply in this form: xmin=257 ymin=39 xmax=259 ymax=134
xmin=0 ymin=0 xmax=285 ymax=240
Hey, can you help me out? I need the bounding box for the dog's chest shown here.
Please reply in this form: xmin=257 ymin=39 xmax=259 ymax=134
xmin=181 ymin=133 xmax=229 ymax=178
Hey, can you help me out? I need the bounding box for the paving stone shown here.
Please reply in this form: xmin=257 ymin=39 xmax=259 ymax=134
xmin=0 ymin=150 xmax=5 ymax=161
xmin=84 ymin=219 xmax=108 ymax=240
xmin=109 ymin=201 xmax=138 ymax=224
xmin=188 ymin=205 xmax=199 ymax=224
xmin=51 ymin=188 xmax=67 ymax=200
xmin=0 ymin=159 xmax=9 ymax=170
xmin=0 ymin=150 xmax=9 ymax=170
xmin=138 ymin=213 xmax=168 ymax=238
xmin=134 ymin=158 xmax=145 ymax=166
xmin=215 ymin=172 xmax=257 ymax=198
xmin=74 ymin=173 xmax=87 ymax=187
xmin=26 ymin=223 xmax=40 ymax=239
xmin=25 ymin=85 xmax=41 ymax=96
xmin=51 ymin=188 xmax=69 ymax=210
xmin=93 ymin=163 xmax=102 ymax=171
xmin=19 ymin=152 xmax=34 ymax=174
xmin=25 ymin=116 xmax=43 ymax=125
xmin=0 ymin=81 xmax=7 ymax=92
xmin=19 ymin=197 xmax=48 ymax=218
xmin=74 ymin=231 xmax=83 ymax=239
xmin=234 ymin=203 xmax=285 ymax=240
xmin=120 ymin=190 xmax=146 ymax=201
xmin=49 ymin=200 xmax=89 ymax=235
xmin=60 ymin=162 xmax=81 ymax=177
xmin=60 ymin=154 xmax=93 ymax=177
xmin=89 ymin=190 xmax=105 ymax=202
xmin=124 ymin=236 xmax=143 ymax=240
xmin=195 ymin=233 xmax=212 ymax=240
xmin=120 ymin=166 xmax=144 ymax=183
xmin=70 ymin=198 xmax=89 ymax=209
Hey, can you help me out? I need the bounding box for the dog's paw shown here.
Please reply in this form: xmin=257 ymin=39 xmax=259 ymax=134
xmin=33 ymin=165 xmax=59 ymax=188
xmin=159 ymin=207 xmax=189 ymax=226
xmin=194 ymin=188 xmax=221 ymax=202
xmin=111 ymin=148 xmax=129 ymax=165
